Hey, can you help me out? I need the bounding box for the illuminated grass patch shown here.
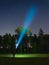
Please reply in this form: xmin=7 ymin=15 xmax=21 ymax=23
xmin=0 ymin=54 xmax=49 ymax=58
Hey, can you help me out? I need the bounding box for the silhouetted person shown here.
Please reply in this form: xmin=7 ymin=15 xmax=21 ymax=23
xmin=11 ymin=41 xmax=16 ymax=57
xmin=12 ymin=48 xmax=15 ymax=57
xmin=13 ymin=51 xmax=15 ymax=57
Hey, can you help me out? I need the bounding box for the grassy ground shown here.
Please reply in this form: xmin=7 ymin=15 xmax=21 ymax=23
xmin=0 ymin=54 xmax=49 ymax=58
xmin=0 ymin=54 xmax=49 ymax=65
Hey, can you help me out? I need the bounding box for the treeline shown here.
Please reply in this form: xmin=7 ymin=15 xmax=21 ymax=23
xmin=0 ymin=33 xmax=15 ymax=53
xmin=0 ymin=32 xmax=49 ymax=54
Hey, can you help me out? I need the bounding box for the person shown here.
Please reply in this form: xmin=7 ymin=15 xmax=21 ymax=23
xmin=13 ymin=51 xmax=15 ymax=57
xmin=12 ymin=48 xmax=15 ymax=57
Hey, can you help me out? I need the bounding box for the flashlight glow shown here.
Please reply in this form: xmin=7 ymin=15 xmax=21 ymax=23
xmin=16 ymin=6 xmax=37 ymax=48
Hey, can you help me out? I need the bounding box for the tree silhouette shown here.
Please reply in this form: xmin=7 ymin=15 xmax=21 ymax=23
xmin=38 ymin=28 xmax=44 ymax=36
xmin=38 ymin=28 xmax=44 ymax=52
xmin=15 ymin=26 xmax=32 ymax=53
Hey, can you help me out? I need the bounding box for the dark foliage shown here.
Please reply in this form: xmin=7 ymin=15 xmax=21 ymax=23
xmin=0 ymin=28 xmax=49 ymax=53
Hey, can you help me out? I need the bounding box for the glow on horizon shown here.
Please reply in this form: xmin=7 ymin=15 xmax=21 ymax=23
xmin=16 ymin=6 xmax=37 ymax=48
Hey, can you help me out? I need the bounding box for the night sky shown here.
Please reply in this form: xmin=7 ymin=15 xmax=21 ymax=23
xmin=0 ymin=0 xmax=49 ymax=35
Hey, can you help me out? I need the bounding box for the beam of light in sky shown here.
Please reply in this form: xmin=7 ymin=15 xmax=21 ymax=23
xmin=16 ymin=6 xmax=37 ymax=48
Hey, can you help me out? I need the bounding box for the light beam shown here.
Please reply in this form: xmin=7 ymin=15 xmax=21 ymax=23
xmin=16 ymin=6 xmax=37 ymax=48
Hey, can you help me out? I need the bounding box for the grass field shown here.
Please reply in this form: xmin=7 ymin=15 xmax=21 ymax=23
xmin=0 ymin=54 xmax=49 ymax=65
xmin=0 ymin=54 xmax=49 ymax=58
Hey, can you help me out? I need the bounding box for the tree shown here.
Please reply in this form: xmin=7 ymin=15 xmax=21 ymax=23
xmin=2 ymin=33 xmax=12 ymax=53
xmin=15 ymin=26 xmax=32 ymax=53
xmin=33 ymin=34 xmax=38 ymax=52
xmin=0 ymin=35 xmax=2 ymax=46
xmin=11 ymin=35 xmax=16 ymax=54
xmin=38 ymin=28 xmax=44 ymax=52
xmin=43 ymin=35 xmax=49 ymax=53
xmin=15 ymin=26 xmax=32 ymax=36
xmin=38 ymin=28 xmax=44 ymax=36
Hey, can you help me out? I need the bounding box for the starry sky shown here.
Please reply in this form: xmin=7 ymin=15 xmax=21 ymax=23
xmin=0 ymin=0 xmax=49 ymax=35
